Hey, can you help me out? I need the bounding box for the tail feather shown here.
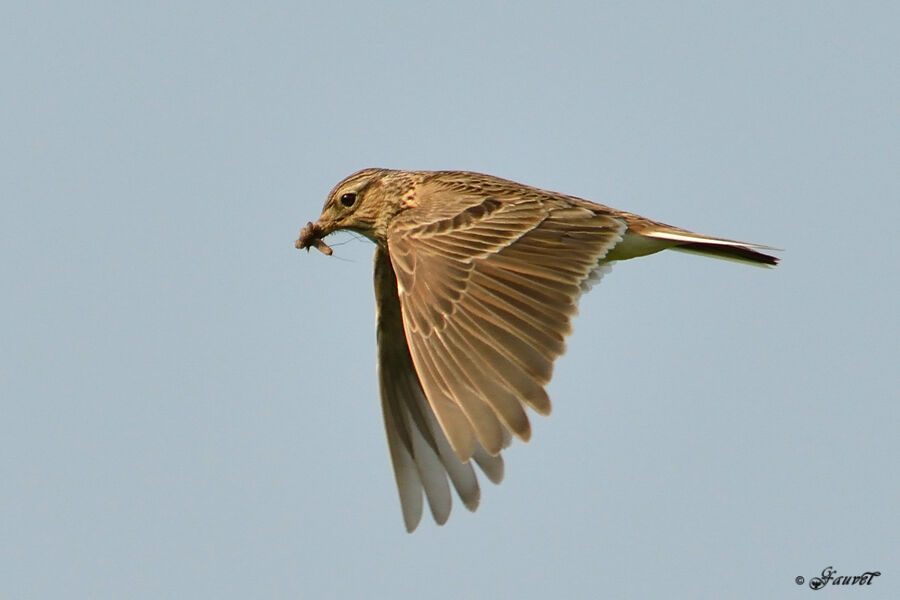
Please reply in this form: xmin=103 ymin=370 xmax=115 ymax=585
xmin=640 ymin=229 xmax=780 ymax=267
xmin=672 ymin=241 xmax=779 ymax=266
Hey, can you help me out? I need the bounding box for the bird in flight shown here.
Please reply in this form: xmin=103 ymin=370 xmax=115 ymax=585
xmin=297 ymin=168 xmax=778 ymax=532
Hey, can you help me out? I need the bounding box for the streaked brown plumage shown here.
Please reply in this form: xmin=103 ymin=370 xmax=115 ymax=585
xmin=297 ymin=168 xmax=779 ymax=532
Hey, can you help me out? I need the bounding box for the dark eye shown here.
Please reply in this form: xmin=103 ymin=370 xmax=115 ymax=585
xmin=339 ymin=192 xmax=357 ymax=207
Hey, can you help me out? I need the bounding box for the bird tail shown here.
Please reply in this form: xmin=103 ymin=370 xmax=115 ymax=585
xmin=641 ymin=229 xmax=780 ymax=267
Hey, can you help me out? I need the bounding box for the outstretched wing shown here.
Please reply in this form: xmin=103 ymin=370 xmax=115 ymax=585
xmin=375 ymin=246 xmax=503 ymax=532
xmin=387 ymin=180 xmax=627 ymax=460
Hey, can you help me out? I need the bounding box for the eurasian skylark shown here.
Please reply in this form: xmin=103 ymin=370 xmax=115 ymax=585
xmin=296 ymin=168 xmax=778 ymax=532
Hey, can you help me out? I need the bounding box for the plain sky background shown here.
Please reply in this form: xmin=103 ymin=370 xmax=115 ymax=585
xmin=2 ymin=2 xmax=898 ymax=599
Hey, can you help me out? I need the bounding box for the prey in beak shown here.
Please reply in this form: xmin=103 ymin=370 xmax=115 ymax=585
xmin=295 ymin=221 xmax=333 ymax=255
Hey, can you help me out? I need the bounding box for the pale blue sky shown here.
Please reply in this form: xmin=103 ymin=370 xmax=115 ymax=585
xmin=2 ymin=2 xmax=898 ymax=599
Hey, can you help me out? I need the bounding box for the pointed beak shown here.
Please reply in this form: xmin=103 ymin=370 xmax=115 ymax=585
xmin=295 ymin=219 xmax=334 ymax=255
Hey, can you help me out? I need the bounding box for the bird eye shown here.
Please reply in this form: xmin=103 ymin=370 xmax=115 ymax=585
xmin=339 ymin=192 xmax=357 ymax=208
